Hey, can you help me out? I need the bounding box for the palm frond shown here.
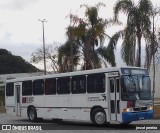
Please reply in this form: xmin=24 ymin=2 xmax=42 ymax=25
xmin=107 ymin=30 xmax=124 ymax=49
xmin=96 ymin=2 xmax=106 ymax=9
xmin=139 ymin=0 xmax=153 ymax=15
xmin=105 ymin=18 xmax=123 ymax=26
xmin=90 ymin=49 xmax=101 ymax=69
xmin=97 ymin=46 xmax=116 ymax=66
xmin=120 ymin=22 xmax=137 ymax=65
xmin=58 ymin=40 xmax=80 ymax=72
xmin=114 ymin=0 xmax=134 ymax=22
xmin=121 ymin=33 xmax=136 ymax=66
xmin=145 ymin=30 xmax=159 ymax=70
xmin=141 ymin=16 xmax=151 ymax=33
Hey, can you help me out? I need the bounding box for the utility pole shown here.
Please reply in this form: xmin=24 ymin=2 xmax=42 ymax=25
xmin=152 ymin=12 xmax=156 ymax=111
xmin=69 ymin=14 xmax=74 ymax=72
xmin=39 ymin=19 xmax=47 ymax=75
xmin=152 ymin=7 xmax=159 ymax=110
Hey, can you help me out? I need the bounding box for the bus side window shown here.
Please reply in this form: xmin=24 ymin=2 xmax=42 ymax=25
xmin=110 ymin=79 xmax=114 ymax=93
xmin=45 ymin=78 xmax=56 ymax=95
xmin=33 ymin=79 xmax=44 ymax=95
xmin=87 ymin=74 xmax=105 ymax=93
xmin=6 ymin=83 xmax=14 ymax=96
xmin=22 ymin=81 xmax=32 ymax=96
xmin=116 ymin=79 xmax=119 ymax=93
xmin=71 ymin=76 xmax=86 ymax=94
xmin=96 ymin=74 xmax=105 ymax=92
xmin=57 ymin=77 xmax=70 ymax=94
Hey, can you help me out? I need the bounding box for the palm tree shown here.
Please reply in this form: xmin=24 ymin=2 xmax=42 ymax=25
xmin=58 ymin=3 xmax=116 ymax=72
xmin=108 ymin=0 xmax=153 ymax=67
xmin=81 ymin=2 xmax=109 ymax=69
xmin=58 ymin=40 xmax=80 ymax=72
xmin=79 ymin=3 xmax=116 ymax=69
xmin=65 ymin=14 xmax=82 ymax=71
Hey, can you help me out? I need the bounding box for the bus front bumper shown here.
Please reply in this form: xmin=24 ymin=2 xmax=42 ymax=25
xmin=122 ymin=110 xmax=153 ymax=123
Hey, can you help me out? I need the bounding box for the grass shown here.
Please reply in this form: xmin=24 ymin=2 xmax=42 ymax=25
xmin=153 ymin=98 xmax=160 ymax=119
xmin=0 ymin=107 xmax=5 ymax=113
xmin=153 ymin=105 xmax=160 ymax=119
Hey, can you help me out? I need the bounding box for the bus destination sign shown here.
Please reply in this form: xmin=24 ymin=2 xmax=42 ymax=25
xmin=121 ymin=68 xmax=148 ymax=75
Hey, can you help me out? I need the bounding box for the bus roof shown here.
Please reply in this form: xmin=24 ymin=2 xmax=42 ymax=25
xmin=5 ymin=66 xmax=146 ymax=83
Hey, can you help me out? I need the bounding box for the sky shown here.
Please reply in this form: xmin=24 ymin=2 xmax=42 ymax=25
xmin=0 ymin=0 xmax=160 ymax=70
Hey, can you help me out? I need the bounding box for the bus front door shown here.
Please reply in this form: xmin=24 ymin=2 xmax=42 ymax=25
xmin=15 ymin=85 xmax=21 ymax=116
xmin=109 ymin=78 xmax=120 ymax=122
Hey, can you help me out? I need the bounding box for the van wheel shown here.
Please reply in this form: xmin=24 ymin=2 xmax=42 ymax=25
xmin=28 ymin=107 xmax=37 ymax=122
xmin=91 ymin=108 xmax=106 ymax=125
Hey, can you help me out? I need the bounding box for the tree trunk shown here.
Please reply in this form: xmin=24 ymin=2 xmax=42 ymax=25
xmin=70 ymin=39 xmax=74 ymax=72
xmin=137 ymin=36 xmax=141 ymax=67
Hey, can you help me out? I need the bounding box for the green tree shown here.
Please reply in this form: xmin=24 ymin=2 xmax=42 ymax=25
xmin=31 ymin=42 xmax=60 ymax=73
xmin=108 ymin=0 xmax=153 ymax=67
xmin=58 ymin=40 xmax=80 ymax=72
xmin=145 ymin=8 xmax=160 ymax=70
xmin=0 ymin=81 xmax=5 ymax=102
xmin=59 ymin=3 xmax=116 ymax=72
xmin=0 ymin=49 xmax=39 ymax=74
xmin=81 ymin=2 xmax=115 ymax=69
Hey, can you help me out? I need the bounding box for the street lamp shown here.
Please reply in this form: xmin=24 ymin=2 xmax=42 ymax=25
xmin=39 ymin=19 xmax=47 ymax=75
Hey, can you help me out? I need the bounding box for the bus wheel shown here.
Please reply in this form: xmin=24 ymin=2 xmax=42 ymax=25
xmin=91 ymin=108 xmax=106 ymax=125
xmin=28 ymin=107 xmax=37 ymax=122
xmin=121 ymin=122 xmax=131 ymax=125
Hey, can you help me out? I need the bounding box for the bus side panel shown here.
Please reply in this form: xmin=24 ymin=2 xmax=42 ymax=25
xmin=71 ymin=93 xmax=107 ymax=121
xmin=41 ymin=95 xmax=72 ymax=120
xmin=120 ymin=101 xmax=127 ymax=122
xmin=5 ymin=96 xmax=16 ymax=116
xmin=70 ymin=108 xmax=82 ymax=120
xmin=21 ymin=97 xmax=35 ymax=118
xmin=86 ymin=93 xmax=107 ymax=108
xmin=33 ymin=95 xmax=45 ymax=118
xmin=71 ymin=94 xmax=90 ymax=121
xmin=20 ymin=107 xmax=28 ymax=117
xmin=44 ymin=95 xmax=58 ymax=119
xmin=87 ymin=93 xmax=108 ymax=121
xmin=5 ymin=83 xmax=16 ymax=116
xmin=57 ymin=95 xmax=71 ymax=119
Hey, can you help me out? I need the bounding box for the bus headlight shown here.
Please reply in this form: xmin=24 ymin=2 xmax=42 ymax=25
xmin=123 ymin=108 xmax=132 ymax=112
xmin=148 ymin=106 xmax=153 ymax=110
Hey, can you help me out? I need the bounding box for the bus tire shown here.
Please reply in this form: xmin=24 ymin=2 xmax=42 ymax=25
xmin=121 ymin=122 xmax=131 ymax=125
xmin=91 ymin=108 xmax=106 ymax=125
xmin=28 ymin=107 xmax=37 ymax=122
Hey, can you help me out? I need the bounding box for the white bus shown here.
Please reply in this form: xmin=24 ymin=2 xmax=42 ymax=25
xmin=5 ymin=67 xmax=153 ymax=125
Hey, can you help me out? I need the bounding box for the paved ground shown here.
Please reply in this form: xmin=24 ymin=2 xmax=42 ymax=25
xmin=0 ymin=113 xmax=160 ymax=133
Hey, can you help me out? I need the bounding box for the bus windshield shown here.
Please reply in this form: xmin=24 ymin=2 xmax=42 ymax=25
xmin=121 ymin=75 xmax=151 ymax=101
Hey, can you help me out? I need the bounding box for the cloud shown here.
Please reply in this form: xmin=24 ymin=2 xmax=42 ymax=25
xmin=0 ymin=0 xmax=38 ymax=11
xmin=0 ymin=32 xmax=40 ymax=62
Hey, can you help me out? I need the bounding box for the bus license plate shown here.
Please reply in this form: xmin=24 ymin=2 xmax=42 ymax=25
xmin=139 ymin=117 xmax=144 ymax=120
